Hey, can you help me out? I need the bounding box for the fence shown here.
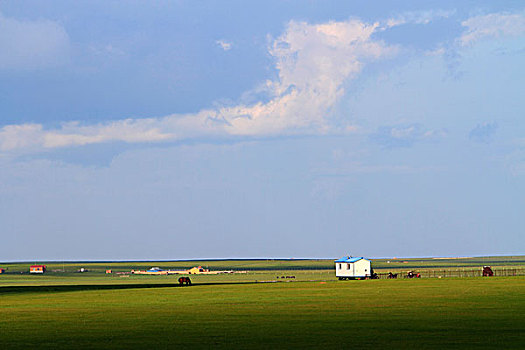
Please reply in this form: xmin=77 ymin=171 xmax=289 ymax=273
xmin=374 ymin=267 xmax=525 ymax=279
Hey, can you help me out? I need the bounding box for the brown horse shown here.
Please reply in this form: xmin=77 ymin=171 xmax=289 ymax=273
xmin=178 ymin=276 xmax=192 ymax=285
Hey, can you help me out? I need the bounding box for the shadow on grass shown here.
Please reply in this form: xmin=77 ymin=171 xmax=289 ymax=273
xmin=0 ymin=281 xmax=273 ymax=294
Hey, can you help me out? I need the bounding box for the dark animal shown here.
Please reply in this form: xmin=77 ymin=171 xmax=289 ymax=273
xmin=388 ymin=272 xmax=398 ymax=279
xmin=178 ymin=276 xmax=192 ymax=285
xmin=367 ymin=268 xmax=379 ymax=279
xmin=482 ymin=266 xmax=494 ymax=277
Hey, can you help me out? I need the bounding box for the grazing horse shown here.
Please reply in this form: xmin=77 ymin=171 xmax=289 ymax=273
xmin=178 ymin=276 xmax=192 ymax=285
xmin=388 ymin=272 xmax=398 ymax=279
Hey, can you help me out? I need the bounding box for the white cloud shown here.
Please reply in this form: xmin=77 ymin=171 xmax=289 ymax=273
xmin=219 ymin=20 xmax=396 ymax=135
xmin=216 ymin=39 xmax=232 ymax=51
xmin=88 ymin=44 xmax=125 ymax=57
xmin=0 ymin=12 xmax=70 ymax=70
xmin=0 ymin=124 xmax=44 ymax=151
xmin=370 ymin=124 xmax=447 ymax=148
xmin=459 ymin=12 xmax=525 ymax=46
xmin=0 ymin=113 xmax=219 ymax=151
xmin=384 ymin=9 xmax=455 ymax=29
xmin=1 ymin=18 xmax=396 ymax=153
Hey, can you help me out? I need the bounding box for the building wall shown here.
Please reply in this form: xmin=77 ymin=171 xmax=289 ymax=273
xmin=336 ymin=262 xmax=354 ymax=277
xmin=335 ymin=259 xmax=371 ymax=278
xmin=353 ymin=259 xmax=371 ymax=277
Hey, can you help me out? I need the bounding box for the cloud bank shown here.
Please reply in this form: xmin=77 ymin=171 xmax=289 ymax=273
xmin=1 ymin=11 xmax=524 ymax=155
xmin=1 ymin=18 xmax=394 ymax=153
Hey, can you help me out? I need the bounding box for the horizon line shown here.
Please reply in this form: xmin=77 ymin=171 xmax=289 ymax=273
xmin=1 ymin=254 xmax=523 ymax=264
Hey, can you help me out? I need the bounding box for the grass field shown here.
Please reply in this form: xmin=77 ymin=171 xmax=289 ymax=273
xmin=2 ymin=255 xmax=525 ymax=273
xmin=1 ymin=278 xmax=524 ymax=349
xmin=1 ymin=257 xmax=524 ymax=349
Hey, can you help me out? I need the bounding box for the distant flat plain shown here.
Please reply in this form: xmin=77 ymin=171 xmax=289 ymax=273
xmin=1 ymin=256 xmax=524 ymax=349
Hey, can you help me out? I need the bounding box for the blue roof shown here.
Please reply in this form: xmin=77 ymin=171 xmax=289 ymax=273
xmin=334 ymin=257 xmax=367 ymax=263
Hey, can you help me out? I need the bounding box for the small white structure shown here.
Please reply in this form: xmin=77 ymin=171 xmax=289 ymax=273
xmin=335 ymin=257 xmax=372 ymax=280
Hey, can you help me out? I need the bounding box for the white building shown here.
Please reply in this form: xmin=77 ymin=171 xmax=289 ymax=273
xmin=335 ymin=257 xmax=372 ymax=280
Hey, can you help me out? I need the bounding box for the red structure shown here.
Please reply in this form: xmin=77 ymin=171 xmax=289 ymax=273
xmin=29 ymin=265 xmax=47 ymax=274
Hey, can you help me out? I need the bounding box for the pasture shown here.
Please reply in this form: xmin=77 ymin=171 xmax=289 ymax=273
xmin=2 ymin=255 xmax=525 ymax=273
xmin=1 ymin=260 xmax=524 ymax=349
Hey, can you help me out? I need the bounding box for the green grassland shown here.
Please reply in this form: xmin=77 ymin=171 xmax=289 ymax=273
xmin=2 ymin=255 xmax=525 ymax=274
xmin=1 ymin=257 xmax=524 ymax=349
xmin=1 ymin=277 xmax=524 ymax=349
xmin=0 ymin=270 xmax=333 ymax=288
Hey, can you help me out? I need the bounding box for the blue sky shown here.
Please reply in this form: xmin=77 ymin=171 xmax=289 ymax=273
xmin=1 ymin=1 xmax=524 ymax=260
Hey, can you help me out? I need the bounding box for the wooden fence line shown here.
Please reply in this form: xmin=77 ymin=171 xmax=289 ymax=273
xmin=374 ymin=267 xmax=525 ymax=279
